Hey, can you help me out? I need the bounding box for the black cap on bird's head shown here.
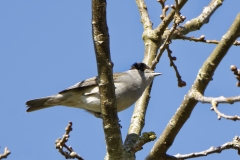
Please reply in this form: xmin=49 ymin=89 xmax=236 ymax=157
xmin=130 ymin=62 xmax=150 ymax=72
xmin=130 ymin=62 xmax=162 ymax=76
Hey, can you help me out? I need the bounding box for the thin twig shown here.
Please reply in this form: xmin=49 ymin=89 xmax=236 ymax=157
xmin=230 ymin=65 xmax=240 ymax=87
xmin=157 ymin=0 xmax=166 ymax=9
xmin=171 ymin=0 xmax=223 ymax=38
xmin=130 ymin=132 xmax=157 ymax=153
xmin=193 ymin=91 xmax=240 ymax=104
xmin=154 ymin=0 xmax=188 ymax=36
xmin=193 ymin=91 xmax=240 ymax=121
xmin=151 ymin=23 xmax=178 ymax=70
xmin=211 ymin=101 xmax=240 ymax=121
xmin=135 ymin=0 xmax=152 ymax=30
xmin=55 ymin=122 xmax=84 ymax=160
xmin=146 ymin=13 xmax=240 ymax=160
xmin=157 ymin=0 xmax=169 ymax=20
xmin=166 ymin=45 xmax=186 ymax=87
xmin=176 ymin=34 xmax=240 ymax=46
xmin=174 ymin=136 xmax=240 ymax=159
xmin=151 ymin=0 xmax=185 ymax=70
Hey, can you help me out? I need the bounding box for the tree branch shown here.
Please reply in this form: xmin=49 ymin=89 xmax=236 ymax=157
xmin=151 ymin=21 xmax=178 ymax=70
xmin=172 ymin=0 xmax=223 ymax=38
xmin=230 ymin=65 xmax=240 ymax=87
xmin=146 ymin=13 xmax=240 ymax=160
xmin=174 ymin=136 xmax=240 ymax=159
xmin=194 ymin=91 xmax=240 ymax=104
xmin=154 ymin=0 xmax=188 ymax=37
xmin=176 ymin=34 xmax=240 ymax=46
xmin=166 ymin=45 xmax=186 ymax=87
xmin=135 ymin=0 xmax=152 ymax=30
xmin=130 ymin=132 xmax=157 ymax=153
xmin=55 ymin=122 xmax=83 ymax=160
xmin=211 ymin=101 xmax=240 ymax=121
xmin=125 ymin=0 xmax=188 ymax=154
xmin=92 ymin=0 xmax=123 ymax=159
xmin=157 ymin=0 xmax=169 ymax=20
xmin=0 ymin=147 xmax=10 ymax=160
xmin=151 ymin=4 xmax=186 ymax=86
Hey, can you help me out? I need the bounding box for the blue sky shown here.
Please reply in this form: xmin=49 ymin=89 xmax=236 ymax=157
xmin=0 ymin=1 xmax=240 ymax=159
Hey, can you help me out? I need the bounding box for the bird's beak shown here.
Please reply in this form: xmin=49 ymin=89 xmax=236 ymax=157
xmin=153 ymin=72 xmax=162 ymax=76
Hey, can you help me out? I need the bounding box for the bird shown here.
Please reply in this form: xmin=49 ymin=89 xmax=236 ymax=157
xmin=26 ymin=62 xmax=161 ymax=117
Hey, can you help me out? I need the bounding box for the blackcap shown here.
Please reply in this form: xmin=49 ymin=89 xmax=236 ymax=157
xmin=26 ymin=62 xmax=161 ymax=117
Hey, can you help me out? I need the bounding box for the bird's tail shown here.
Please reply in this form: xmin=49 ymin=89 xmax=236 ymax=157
xmin=26 ymin=96 xmax=55 ymax=112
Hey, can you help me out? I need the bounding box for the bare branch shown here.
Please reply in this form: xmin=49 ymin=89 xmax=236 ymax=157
xmin=193 ymin=92 xmax=240 ymax=120
xmin=0 ymin=147 xmax=10 ymax=159
xmin=176 ymin=34 xmax=240 ymax=46
xmin=151 ymin=22 xmax=178 ymax=70
xmin=130 ymin=132 xmax=157 ymax=153
xmin=135 ymin=0 xmax=152 ymax=30
xmin=157 ymin=0 xmax=166 ymax=9
xmin=55 ymin=122 xmax=83 ymax=160
xmin=174 ymin=136 xmax=240 ymax=159
xmin=211 ymin=101 xmax=240 ymax=121
xmin=92 ymin=0 xmax=124 ymax=159
xmin=154 ymin=0 xmax=188 ymax=37
xmin=173 ymin=0 xmax=223 ymax=37
xmin=124 ymin=0 xmax=187 ymax=151
xmin=230 ymin=65 xmax=240 ymax=87
xmin=157 ymin=0 xmax=169 ymax=20
xmin=152 ymin=0 xmax=186 ymax=87
xmin=146 ymin=13 xmax=240 ymax=160
xmin=166 ymin=45 xmax=186 ymax=87
xmin=152 ymin=0 xmax=186 ymax=69
xmin=124 ymin=86 xmax=153 ymax=151
xmin=125 ymin=0 xmax=188 ymax=152
xmin=193 ymin=91 xmax=240 ymax=104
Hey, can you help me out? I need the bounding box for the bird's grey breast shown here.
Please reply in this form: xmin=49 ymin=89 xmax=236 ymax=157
xmin=114 ymin=70 xmax=145 ymax=111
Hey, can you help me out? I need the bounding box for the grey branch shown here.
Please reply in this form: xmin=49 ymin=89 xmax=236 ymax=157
xmin=166 ymin=45 xmax=186 ymax=87
xmin=0 ymin=147 xmax=10 ymax=160
xmin=192 ymin=91 xmax=240 ymax=120
xmin=176 ymin=34 xmax=240 ymax=46
xmin=174 ymin=136 xmax=240 ymax=159
xmin=193 ymin=91 xmax=240 ymax=104
xmin=211 ymin=101 xmax=240 ymax=121
xmin=55 ymin=122 xmax=83 ymax=160
xmin=92 ymin=0 xmax=124 ymax=159
xmin=146 ymin=13 xmax=240 ymax=160
xmin=154 ymin=0 xmax=188 ymax=36
xmin=151 ymin=22 xmax=178 ymax=70
xmin=135 ymin=0 xmax=152 ymax=30
xmin=173 ymin=0 xmax=223 ymax=37
xmin=127 ymin=132 xmax=157 ymax=153
xmin=152 ymin=0 xmax=186 ymax=70
xmin=125 ymin=0 xmax=187 ymax=152
xmin=230 ymin=65 xmax=240 ymax=87
xmin=157 ymin=0 xmax=169 ymax=20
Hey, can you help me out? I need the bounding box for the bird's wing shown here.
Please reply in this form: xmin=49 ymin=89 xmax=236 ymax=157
xmin=59 ymin=76 xmax=98 ymax=93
